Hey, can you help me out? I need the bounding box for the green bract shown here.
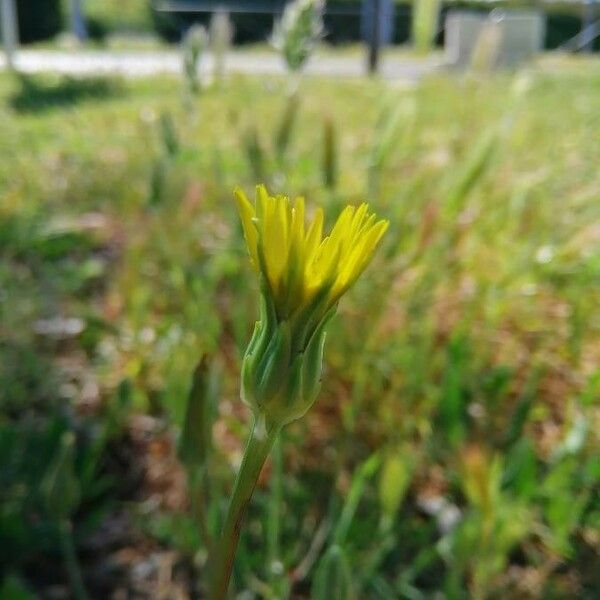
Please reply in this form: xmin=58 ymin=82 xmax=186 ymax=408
xmin=240 ymin=282 xmax=334 ymax=430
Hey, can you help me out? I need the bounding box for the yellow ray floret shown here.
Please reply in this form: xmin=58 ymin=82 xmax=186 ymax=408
xmin=234 ymin=185 xmax=389 ymax=318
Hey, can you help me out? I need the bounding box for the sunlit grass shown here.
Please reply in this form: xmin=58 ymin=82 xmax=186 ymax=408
xmin=1 ymin=65 xmax=599 ymax=597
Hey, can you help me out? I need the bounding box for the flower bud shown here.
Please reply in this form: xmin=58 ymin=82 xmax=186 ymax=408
xmin=240 ymin=286 xmax=333 ymax=430
xmin=235 ymin=185 xmax=388 ymax=430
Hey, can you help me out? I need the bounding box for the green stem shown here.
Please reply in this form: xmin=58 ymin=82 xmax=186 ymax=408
xmin=209 ymin=416 xmax=279 ymax=599
xmin=58 ymin=519 xmax=90 ymax=600
xmin=267 ymin=433 xmax=285 ymax=596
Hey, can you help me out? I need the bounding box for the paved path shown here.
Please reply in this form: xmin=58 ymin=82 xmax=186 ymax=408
xmin=0 ymin=49 xmax=442 ymax=81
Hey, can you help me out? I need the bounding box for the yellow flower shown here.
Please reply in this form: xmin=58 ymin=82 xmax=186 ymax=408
xmin=234 ymin=185 xmax=388 ymax=429
xmin=234 ymin=184 xmax=388 ymax=319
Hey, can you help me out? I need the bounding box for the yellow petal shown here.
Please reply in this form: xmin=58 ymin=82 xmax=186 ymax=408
xmin=305 ymin=207 xmax=324 ymax=264
xmin=234 ymin=187 xmax=259 ymax=267
xmin=234 ymin=186 xmax=388 ymax=319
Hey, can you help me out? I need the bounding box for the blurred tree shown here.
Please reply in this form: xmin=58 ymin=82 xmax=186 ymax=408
xmin=16 ymin=0 xmax=62 ymax=43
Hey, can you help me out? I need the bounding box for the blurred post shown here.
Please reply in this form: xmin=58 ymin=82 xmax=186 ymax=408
xmin=70 ymin=0 xmax=88 ymax=42
xmin=368 ymin=0 xmax=382 ymax=73
xmin=581 ymin=0 xmax=597 ymax=53
xmin=210 ymin=9 xmax=233 ymax=84
xmin=363 ymin=0 xmax=394 ymax=74
xmin=0 ymin=0 xmax=19 ymax=70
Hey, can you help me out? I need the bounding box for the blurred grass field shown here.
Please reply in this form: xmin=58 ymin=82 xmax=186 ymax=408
xmin=1 ymin=62 xmax=599 ymax=598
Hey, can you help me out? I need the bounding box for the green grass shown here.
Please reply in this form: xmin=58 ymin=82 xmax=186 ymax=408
xmin=84 ymin=0 xmax=153 ymax=33
xmin=1 ymin=63 xmax=599 ymax=598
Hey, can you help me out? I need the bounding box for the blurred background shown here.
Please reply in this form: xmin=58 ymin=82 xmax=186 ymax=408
xmin=1 ymin=0 xmax=599 ymax=598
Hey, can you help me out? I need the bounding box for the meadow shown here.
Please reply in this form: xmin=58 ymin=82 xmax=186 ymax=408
xmin=1 ymin=60 xmax=599 ymax=598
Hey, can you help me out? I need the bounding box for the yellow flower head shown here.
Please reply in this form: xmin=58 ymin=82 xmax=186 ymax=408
xmin=235 ymin=185 xmax=388 ymax=320
xmin=234 ymin=184 xmax=388 ymax=429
